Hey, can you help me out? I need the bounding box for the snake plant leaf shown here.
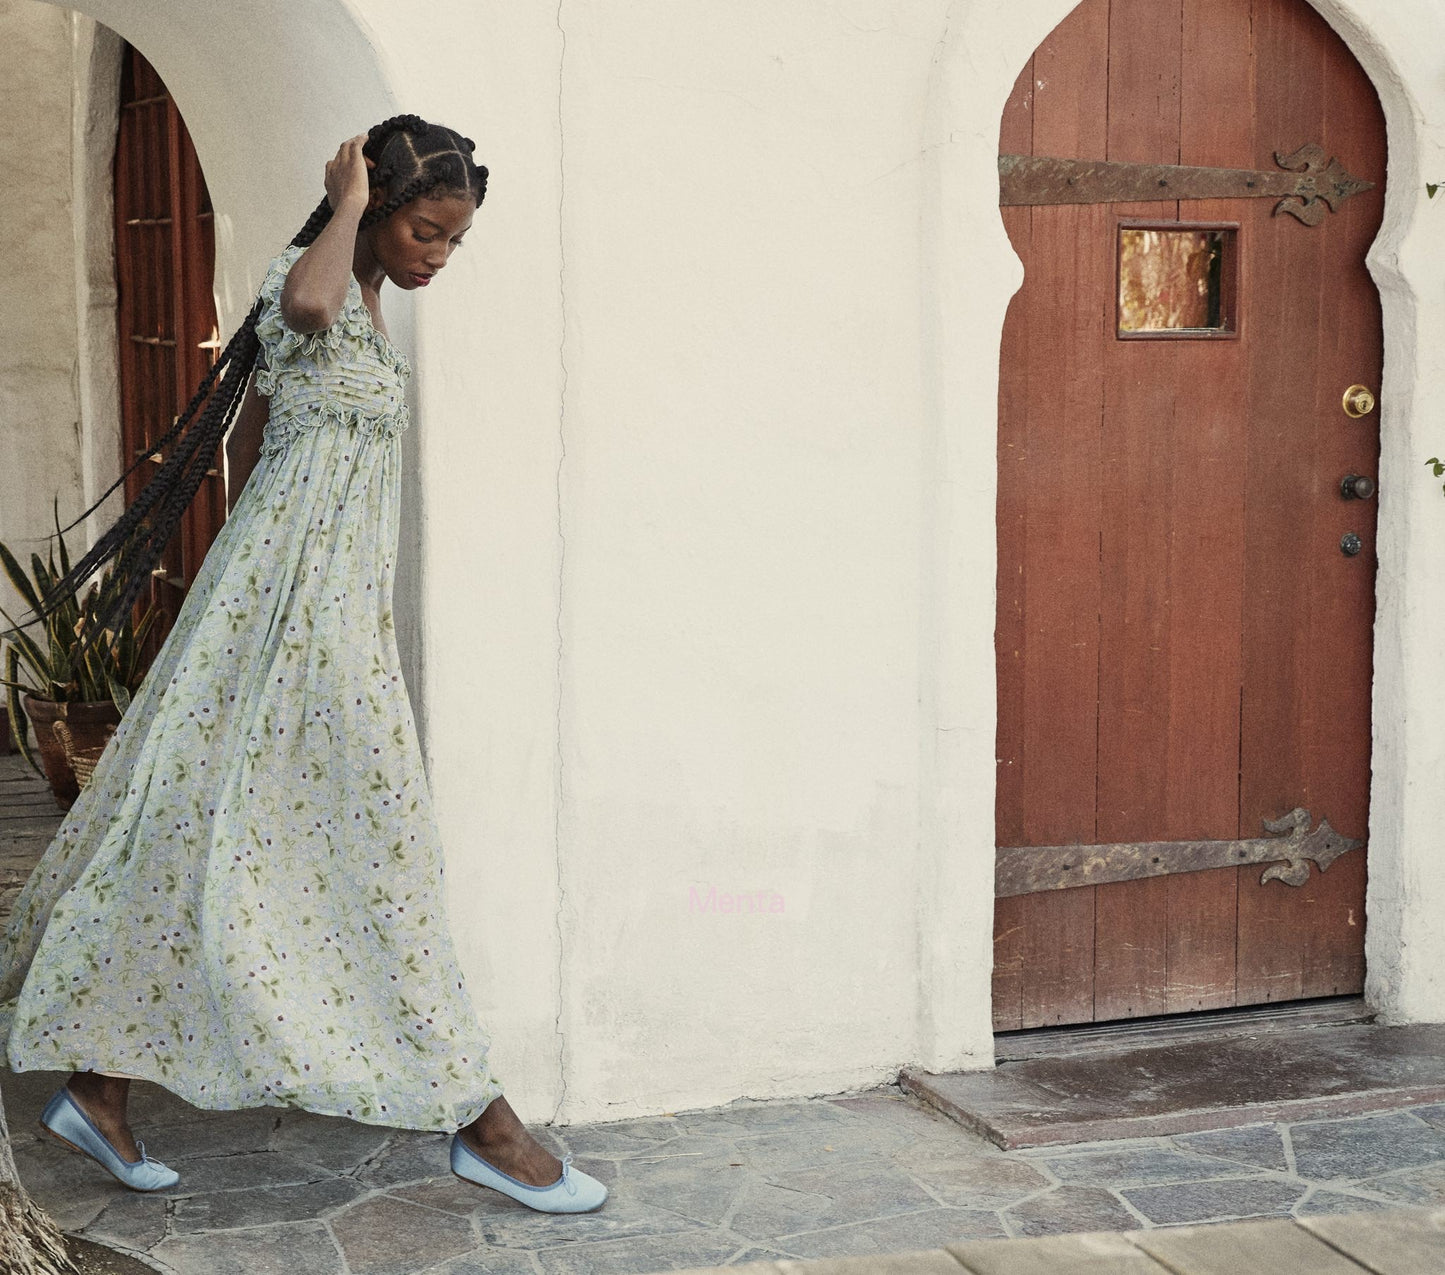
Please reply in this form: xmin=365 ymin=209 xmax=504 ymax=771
xmin=106 ymin=671 xmax=132 ymax=716
xmin=115 ymin=613 xmax=135 ymax=683
xmin=45 ymin=622 xmax=72 ymax=699
xmin=51 ymin=495 xmax=71 ymax=579
xmin=0 ymin=540 xmax=43 ymax=618
xmin=30 ymin=552 xmax=54 ymax=599
xmin=1 ymin=515 xmax=157 ymax=716
xmin=5 ymin=645 xmax=42 ymax=777
xmin=0 ymin=600 xmax=48 ymax=684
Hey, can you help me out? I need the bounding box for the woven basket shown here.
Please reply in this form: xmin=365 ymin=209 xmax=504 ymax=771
xmin=51 ymin=719 xmax=116 ymax=789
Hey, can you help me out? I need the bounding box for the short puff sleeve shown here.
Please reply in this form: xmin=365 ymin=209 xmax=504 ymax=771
xmin=253 ymin=245 xmax=372 ymax=397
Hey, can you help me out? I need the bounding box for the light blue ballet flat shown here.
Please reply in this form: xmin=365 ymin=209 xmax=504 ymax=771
xmin=450 ymin=1134 xmax=607 ymax=1213
xmin=39 ymin=1087 xmax=179 ymax=1191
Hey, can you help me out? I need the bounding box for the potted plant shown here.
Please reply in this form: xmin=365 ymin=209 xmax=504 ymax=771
xmin=0 ymin=501 xmax=156 ymax=810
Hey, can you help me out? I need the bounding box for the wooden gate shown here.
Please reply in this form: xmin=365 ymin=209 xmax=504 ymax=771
xmin=993 ymin=0 xmax=1384 ymax=1030
xmin=114 ymin=44 xmax=223 ymax=651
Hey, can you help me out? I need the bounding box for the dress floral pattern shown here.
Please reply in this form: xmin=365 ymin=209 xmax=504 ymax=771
xmin=0 ymin=245 xmax=503 ymax=1131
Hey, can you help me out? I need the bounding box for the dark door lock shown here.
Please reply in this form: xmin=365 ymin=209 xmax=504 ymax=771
xmin=1341 ymin=474 xmax=1376 ymax=500
xmin=1340 ymin=532 xmax=1363 ymax=557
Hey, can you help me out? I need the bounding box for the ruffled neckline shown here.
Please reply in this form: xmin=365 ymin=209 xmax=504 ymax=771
xmin=268 ymin=245 xmax=411 ymax=381
xmin=345 ymin=276 xmax=412 ymax=380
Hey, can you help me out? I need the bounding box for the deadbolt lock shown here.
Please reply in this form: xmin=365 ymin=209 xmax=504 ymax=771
xmin=1342 ymin=384 xmax=1376 ymax=418
xmin=1340 ymin=532 xmax=1363 ymax=557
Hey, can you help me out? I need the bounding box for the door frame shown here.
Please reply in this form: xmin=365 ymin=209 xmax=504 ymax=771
xmin=916 ymin=0 xmax=1445 ymax=1072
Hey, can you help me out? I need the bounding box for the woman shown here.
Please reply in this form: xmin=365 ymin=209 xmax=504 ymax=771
xmin=0 ymin=116 xmax=605 ymax=1214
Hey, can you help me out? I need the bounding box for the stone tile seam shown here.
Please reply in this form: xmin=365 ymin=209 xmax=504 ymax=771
xmin=1108 ymin=1182 xmax=1159 ymax=1230
xmin=1351 ymin=1152 xmax=1445 ymax=1185
xmin=320 ymin=1214 xmax=359 ymax=1275
xmin=106 ymin=1243 xmax=171 ymax=1275
xmin=765 ymin=1202 xmax=997 ymax=1245
xmin=896 ymin=1165 xmax=1014 ymax=1214
xmin=714 ymin=1173 xmax=761 ymax=1233
xmin=148 ymin=1183 xmax=394 ymax=1236
xmin=1124 ymin=1195 xmax=1311 ymax=1230
xmin=1044 ymin=1162 xmax=1301 ymax=1188
xmin=77 ymin=1235 xmax=167 ymax=1271
xmin=1289 ymin=1184 xmax=1401 ymax=1219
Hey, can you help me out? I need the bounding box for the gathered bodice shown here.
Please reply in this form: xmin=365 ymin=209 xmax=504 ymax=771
xmin=253 ymin=245 xmax=412 ymax=457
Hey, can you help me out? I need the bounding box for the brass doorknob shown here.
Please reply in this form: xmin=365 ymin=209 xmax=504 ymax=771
xmin=1342 ymin=384 xmax=1376 ymax=418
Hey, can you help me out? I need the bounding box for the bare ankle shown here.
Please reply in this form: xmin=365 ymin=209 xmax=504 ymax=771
xmin=67 ymin=1071 xmax=130 ymax=1118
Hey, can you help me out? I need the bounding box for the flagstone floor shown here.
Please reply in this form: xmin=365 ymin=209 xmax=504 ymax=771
xmin=3 ymin=1068 xmax=1444 ymax=1274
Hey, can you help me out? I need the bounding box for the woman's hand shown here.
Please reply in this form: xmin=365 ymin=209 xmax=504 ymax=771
xmin=324 ymin=134 xmax=374 ymax=215
xmin=284 ymin=134 xmax=377 ymax=333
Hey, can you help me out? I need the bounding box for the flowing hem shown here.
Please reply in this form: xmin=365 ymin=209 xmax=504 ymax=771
xmin=3 ymin=1051 xmax=502 ymax=1133
xmin=1 ymin=1001 xmax=503 ymax=1132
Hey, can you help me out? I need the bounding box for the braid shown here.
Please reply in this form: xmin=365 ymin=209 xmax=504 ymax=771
xmin=39 ymin=309 xmax=263 ymax=659
xmin=16 ymin=113 xmax=487 ymax=658
xmin=289 ymin=197 xmax=333 ymax=248
xmin=364 ymin=114 xmax=427 ymax=160
xmin=359 ymin=174 xmax=435 ymax=231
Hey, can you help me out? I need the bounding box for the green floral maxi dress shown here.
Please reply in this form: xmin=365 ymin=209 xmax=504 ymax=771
xmin=0 ymin=245 xmax=504 ymax=1131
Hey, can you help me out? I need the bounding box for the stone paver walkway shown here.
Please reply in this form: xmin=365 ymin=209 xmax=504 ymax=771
xmin=4 ymin=1067 xmax=1445 ymax=1273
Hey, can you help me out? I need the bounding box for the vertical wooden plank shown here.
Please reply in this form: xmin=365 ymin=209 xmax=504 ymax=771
xmin=994 ymin=56 xmax=1036 ymax=1033
xmin=166 ymin=95 xmax=195 ymax=584
xmin=1289 ymin=0 xmax=1382 ymax=998
xmin=184 ymin=133 xmax=224 ymax=553
xmin=1152 ymin=0 xmax=1257 ymax=1015
xmin=1092 ymin=0 xmax=1184 ymax=1022
xmin=1237 ymin=0 xmax=1374 ymax=1004
xmin=1105 ymin=0 xmax=1183 ymax=168
xmin=113 ymin=52 xmax=137 ymax=510
xmin=1010 ymin=0 xmax=1111 ymax=1028
xmin=990 ymin=898 xmax=1028 ymax=1032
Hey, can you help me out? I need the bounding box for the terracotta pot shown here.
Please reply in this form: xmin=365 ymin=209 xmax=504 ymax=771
xmin=22 ymin=695 xmax=122 ymax=811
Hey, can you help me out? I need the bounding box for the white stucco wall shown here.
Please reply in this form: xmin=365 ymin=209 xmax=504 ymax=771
xmin=29 ymin=0 xmax=1445 ymax=1124
xmin=0 ymin=2 xmax=87 ymax=625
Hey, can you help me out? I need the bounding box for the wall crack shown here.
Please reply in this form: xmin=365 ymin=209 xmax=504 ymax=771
xmin=550 ymin=0 xmax=570 ymax=1126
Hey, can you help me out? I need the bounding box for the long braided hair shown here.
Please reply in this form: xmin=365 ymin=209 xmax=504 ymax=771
xmin=23 ymin=114 xmax=487 ymax=654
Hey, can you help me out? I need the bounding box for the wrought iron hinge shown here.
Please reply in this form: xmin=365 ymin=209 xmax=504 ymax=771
xmin=998 ymin=144 xmax=1373 ymax=225
xmin=996 ymin=808 xmax=1363 ymax=898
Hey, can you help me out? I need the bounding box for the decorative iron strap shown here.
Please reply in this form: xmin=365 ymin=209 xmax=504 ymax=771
xmin=996 ymin=808 xmax=1362 ymax=898
xmin=998 ymin=144 xmax=1373 ymax=225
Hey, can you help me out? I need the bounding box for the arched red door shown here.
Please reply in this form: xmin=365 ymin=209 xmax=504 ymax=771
xmin=113 ymin=43 xmax=223 ymax=651
xmin=993 ymin=0 xmax=1384 ymax=1029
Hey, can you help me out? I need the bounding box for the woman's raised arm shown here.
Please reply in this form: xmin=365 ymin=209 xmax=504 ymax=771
xmin=280 ymin=135 xmax=372 ymax=333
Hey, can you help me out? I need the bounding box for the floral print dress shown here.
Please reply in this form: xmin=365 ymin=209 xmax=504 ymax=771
xmin=0 ymin=245 xmax=504 ymax=1131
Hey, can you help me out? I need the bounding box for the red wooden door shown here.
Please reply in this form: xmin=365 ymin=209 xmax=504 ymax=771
xmin=114 ymin=44 xmax=223 ymax=652
xmin=993 ymin=0 xmax=1384 ymax=1030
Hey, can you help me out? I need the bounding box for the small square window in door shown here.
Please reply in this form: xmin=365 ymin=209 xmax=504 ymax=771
xmin=1117 ymin=223 xmax=1238 ymax=339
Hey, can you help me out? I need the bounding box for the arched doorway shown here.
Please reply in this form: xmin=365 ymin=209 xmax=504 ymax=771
xmin=992 ymin=0 xmax=1386 ymax=1030
xmin=114 ymin=42 xmax=223 ymax=649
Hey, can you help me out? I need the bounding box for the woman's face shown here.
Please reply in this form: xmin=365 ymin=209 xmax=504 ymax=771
xmin=366 ymin=190 xmax=476 ymax=290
